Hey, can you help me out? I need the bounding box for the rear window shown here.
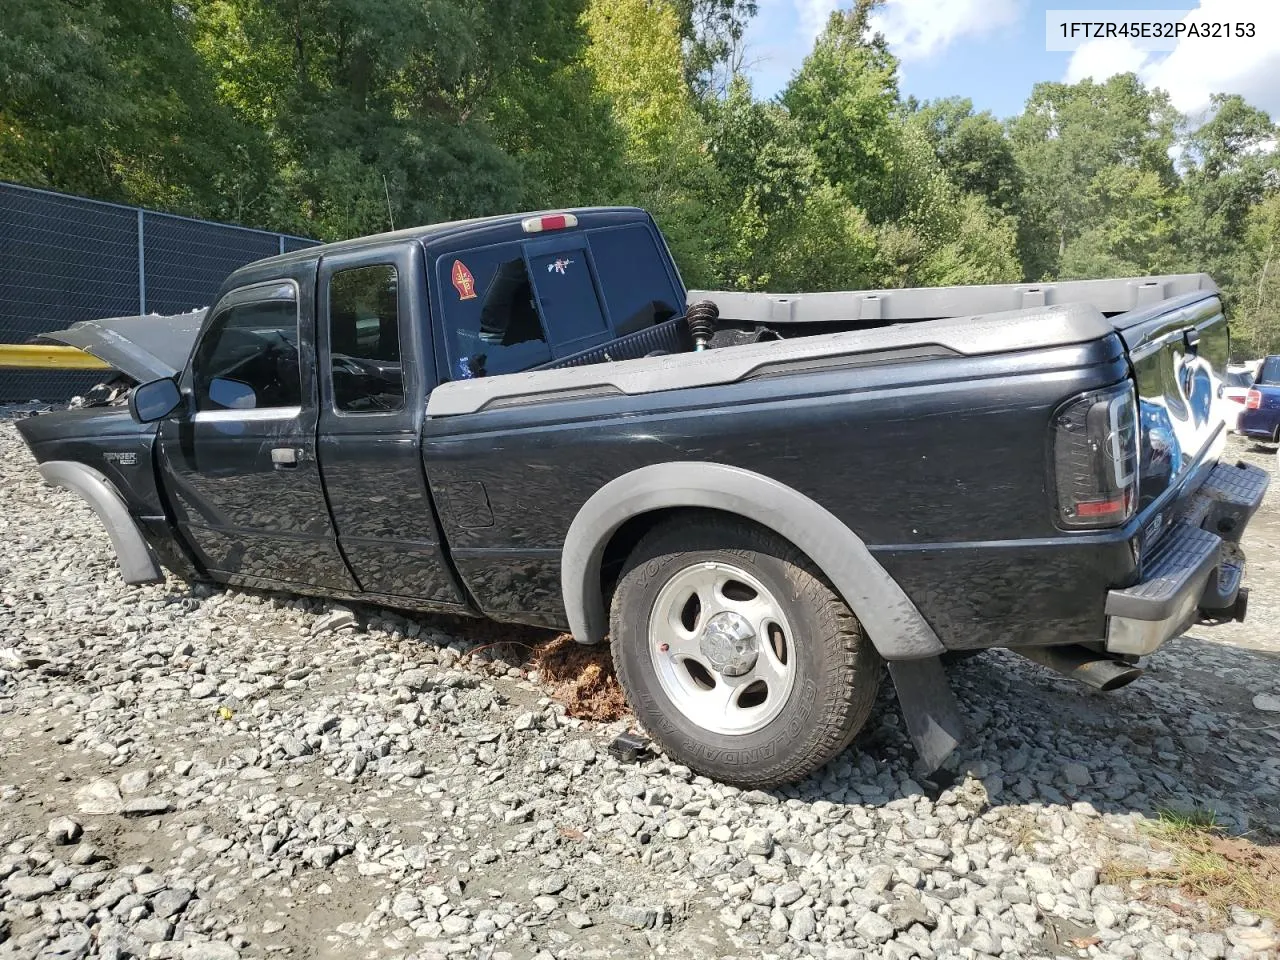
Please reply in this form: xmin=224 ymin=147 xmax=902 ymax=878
xmin=528 ymin=246 xmax=608 ymax=350
xmin=1226 ymin=369 xmax=1255 ymax=388
xmin=1259 ymin=357 xmax=1280 ymax=385
xmin=438 ymin=245 xmax=550 ymax=379
xmin=589 ymin=225 xmax=681 ymax=336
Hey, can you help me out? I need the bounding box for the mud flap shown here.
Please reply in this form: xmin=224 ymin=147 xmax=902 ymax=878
xmin=887 ymin=657 xmax=965 ymax=773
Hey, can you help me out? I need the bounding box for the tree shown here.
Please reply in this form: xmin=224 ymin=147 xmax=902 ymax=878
xmin=583 ymin=0 xmax=729 ymax=287
xmin=672 ymin=0 xmax=757 ymax=99
xmin=1177 ymin=94 xmax=1279 ymax=295
xmin=1009 ymin=73 xmax=1181 ymax=279
xmin=0 ymin=0 xmax=280 ymax=224
xmin=1230 ymin=193 xmax=1280 ymax=356
xmin=911 ymin=97 xmax=1022 ymax=215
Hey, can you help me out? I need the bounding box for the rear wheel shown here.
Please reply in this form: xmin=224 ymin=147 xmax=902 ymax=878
xmin=609 ymin=515 xmax=881 ymax=787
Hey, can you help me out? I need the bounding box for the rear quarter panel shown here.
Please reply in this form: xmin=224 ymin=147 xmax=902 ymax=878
xmin=423 ymin=338 xmax=1133 ymax=646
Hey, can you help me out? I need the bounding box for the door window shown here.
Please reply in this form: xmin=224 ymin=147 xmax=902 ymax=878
xmin=193 ymin=297 xmax=300 ymax=411
xmin=439 ymin=245 xmax=550 ymax=379
xmin=329 ymin=264 xmax=405 ymax=412
xmin=528 ymin=247 xmax=608 ymax=350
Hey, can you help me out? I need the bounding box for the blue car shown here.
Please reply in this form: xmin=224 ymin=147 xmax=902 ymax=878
xmin=1239 ymin=355 xmax=1280 ymax=442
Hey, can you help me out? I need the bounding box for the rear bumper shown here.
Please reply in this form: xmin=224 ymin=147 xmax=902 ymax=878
xmin=1104 ymin=460 xmax=1268 ymax=655
xmin=1238 ymin=408 xmax=1280 ymax=440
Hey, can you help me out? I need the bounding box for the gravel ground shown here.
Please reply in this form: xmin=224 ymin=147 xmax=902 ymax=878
xmin=1 ymin=421 xmax=1278 ymax=960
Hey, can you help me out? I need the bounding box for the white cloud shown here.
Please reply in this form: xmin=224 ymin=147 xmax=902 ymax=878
xmin=793 ymin=0 xmax=842 ymax=39
xmin=1063 ymin=37 xmax=1151 ymax=84
xmin=1064 ymin=1 xmax=1280 ymax=119
xmin=870 ymin=0 xmax=1024 ymax=60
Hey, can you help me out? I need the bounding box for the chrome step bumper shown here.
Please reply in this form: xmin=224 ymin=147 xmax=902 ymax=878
xmin=1104 ymin=460 xmax=1268 ymax=656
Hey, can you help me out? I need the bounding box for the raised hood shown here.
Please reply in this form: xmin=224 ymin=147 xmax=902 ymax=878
xmin=39 ymin=309 xmax=206 ymax=383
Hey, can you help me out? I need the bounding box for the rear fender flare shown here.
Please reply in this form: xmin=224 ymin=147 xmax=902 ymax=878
xmin=37 ymin=461 xmax=163 ymax=584
xmin=561 ymin=461 xmax=944 ymax=660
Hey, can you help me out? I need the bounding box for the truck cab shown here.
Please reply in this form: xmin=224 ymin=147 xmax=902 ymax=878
xmin=50 ymin=207 xmax=684 ymax=608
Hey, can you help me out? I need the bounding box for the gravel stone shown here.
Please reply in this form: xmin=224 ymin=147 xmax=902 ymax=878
xmin=1061 ymin=763 xmax=1092 ymax=786
xmin=609 ymin=902 xmax=659 ymax=929
xmin=152 ymin=889 xmax=193 ymax=919
xmin=789 ymin=906 xmax=817 ymax=940
xmin=559 ymin=739 xmax=597 ymax=763
xmin=740 ymin=827 xmax=775 ymax=856
xmin=5 ymin=875 xmax=56 ymax=900
xmin=855 ymin=911 xmax=895 ymax=942
xmin=75 ymin=779 xmax=123 ymax=815
xmin=47 ymin=816 xmax=83 ymax=845
xmin=121 ymin=796 xmax=172 ymax=817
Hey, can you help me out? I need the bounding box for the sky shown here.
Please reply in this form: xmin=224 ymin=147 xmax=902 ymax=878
xmin=742 ymin=0 xmax=1280 ymax=122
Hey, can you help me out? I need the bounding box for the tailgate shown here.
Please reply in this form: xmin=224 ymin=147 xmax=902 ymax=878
xmin=1113 ymin=291 xmax=1229 ymax=516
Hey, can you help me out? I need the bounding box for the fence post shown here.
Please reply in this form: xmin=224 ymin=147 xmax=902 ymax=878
xmin=137 ymin=209 xmax=146 ymax=315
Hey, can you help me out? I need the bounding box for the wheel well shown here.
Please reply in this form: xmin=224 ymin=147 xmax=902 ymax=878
xmin=597 ymin=507 xmax=787 ymax=619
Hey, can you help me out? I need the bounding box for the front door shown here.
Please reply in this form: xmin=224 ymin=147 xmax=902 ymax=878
xmin=157 ymin=275 xmax=357 ymax=591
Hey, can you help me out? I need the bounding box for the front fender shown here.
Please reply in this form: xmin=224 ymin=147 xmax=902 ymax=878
xmin=561 ymin=461 xmax=945 ymax=661
xmin=37 ymin=461 xmax=163 ymax=584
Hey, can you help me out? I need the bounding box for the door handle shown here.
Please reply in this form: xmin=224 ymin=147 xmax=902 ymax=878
xmin=271 ymin=447 xmax=300 ymax=469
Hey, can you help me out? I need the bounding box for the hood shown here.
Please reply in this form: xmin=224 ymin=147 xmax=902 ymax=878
xmin=39 ymin=309 xmax=207 ymax=382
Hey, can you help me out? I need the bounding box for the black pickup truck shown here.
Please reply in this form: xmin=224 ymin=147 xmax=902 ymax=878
xmin=16 ymin=206 xmax=1269 ymax=787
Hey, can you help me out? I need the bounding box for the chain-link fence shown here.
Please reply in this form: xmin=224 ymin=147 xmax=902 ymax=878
xmin=0 ymin=182 xmax=317 ymax=401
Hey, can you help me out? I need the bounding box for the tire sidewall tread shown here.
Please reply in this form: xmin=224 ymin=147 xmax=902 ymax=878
xmin=609 ymin=515 xmax=880 ymax=788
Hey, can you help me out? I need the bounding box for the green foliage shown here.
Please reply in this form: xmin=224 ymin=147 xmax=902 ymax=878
xmin=0 ymin=0 xmax=1275 ymax=352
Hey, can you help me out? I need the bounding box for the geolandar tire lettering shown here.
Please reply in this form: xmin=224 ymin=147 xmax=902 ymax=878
xmin=609 ymin=513 xmax=881 ymax=788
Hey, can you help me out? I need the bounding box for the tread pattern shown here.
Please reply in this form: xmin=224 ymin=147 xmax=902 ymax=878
xmin=609 ymin=513 xmax=882 ymax=788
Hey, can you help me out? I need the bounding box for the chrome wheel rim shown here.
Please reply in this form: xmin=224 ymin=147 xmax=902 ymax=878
xmin=648 ymin=560 xmax=797 ymax=736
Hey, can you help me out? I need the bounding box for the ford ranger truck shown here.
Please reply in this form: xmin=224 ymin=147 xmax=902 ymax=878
xmin=16 ymin=206 xmax=1269 ymax=787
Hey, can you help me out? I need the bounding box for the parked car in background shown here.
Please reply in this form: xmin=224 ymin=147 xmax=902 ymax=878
xmin=1223 ymin=366 xmax=1259 ymax=433
xmin=1239 ymin=356 xmax=1280 ymax=443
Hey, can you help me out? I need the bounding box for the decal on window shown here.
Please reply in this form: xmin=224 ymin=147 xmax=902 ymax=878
xmin=547 ymin=257 xmax=574 ymax=275
xmin=451 ymin=260 xmax=477 ymax=300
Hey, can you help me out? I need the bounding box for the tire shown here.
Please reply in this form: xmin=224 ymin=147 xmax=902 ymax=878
xmin=609 ymin=514 xmax=882 ymax=787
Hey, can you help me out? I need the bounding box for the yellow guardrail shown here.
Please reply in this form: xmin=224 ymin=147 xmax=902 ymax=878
xmin=0 ymin=343 xmax=111 ymax=370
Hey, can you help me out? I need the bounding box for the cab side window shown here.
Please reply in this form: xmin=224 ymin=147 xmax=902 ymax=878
xmin=194 ymin=296 xmax=300 ymax=411
xmin=329 ymin=265 xmax=405 ymax=412
xmin=439 ymin=245 xmax=550 ymax=379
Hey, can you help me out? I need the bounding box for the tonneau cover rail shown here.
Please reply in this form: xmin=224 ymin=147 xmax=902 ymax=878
xmin=693 ymin=273 xmax=1217 ymax=325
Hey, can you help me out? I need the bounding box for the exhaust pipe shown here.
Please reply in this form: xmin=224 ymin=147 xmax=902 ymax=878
xmin=1014 ymin=644 xmax=1143 ymax=692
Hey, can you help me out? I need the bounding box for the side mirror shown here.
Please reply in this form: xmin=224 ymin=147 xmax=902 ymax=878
xmin=208 ymin=378 xmax=258 ymax=410
xmin=129 ymin=377 xmax=183 ymax=423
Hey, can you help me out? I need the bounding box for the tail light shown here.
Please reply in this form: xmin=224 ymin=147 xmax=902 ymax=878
xmin=1246 ymin=389 xmax=1261 ymax=410
xmin=1228 ymin=393 xmax=1247 ymax=404
xmin=1052 ymin=382 xmax=1139 ymax=529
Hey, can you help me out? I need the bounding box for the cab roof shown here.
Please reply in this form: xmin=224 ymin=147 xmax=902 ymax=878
xmin=227 ymin=206 xmax=652 ymax=280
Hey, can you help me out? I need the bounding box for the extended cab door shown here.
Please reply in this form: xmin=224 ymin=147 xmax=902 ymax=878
xmin=315 ymin=243 xmax=467 ymax=606
xmin=157 ymin=270 xmax=358 ymax=591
